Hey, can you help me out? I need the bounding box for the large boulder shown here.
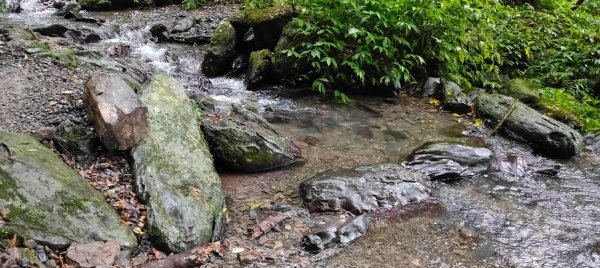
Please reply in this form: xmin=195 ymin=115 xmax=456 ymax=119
xmin=300 ymin=164 xmax=431 ymax=213
xmin=84 ymin=73 xmax=149 ymax=152
xmin=245 ymin=49 xmax=273 ymax=89
xmin=407 ymin=142 xmax=493 ymax=181
xmin=201 ymin=21 xmax=237 ymax=77
xmin=131 ymin=75 xmax=225 ymax=253
xmin=0 ymin=131 xmax=136 ymax=249
xmin=191 ymin=94 xmax=301 ymax=172
xmin=475 ymin=93 xmax=583 ymax=158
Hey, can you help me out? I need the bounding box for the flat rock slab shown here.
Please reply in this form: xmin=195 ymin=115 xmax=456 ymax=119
xmin=475 ymin=93 xmax=583 ymax=158
xmin=84 ymin=73 xmax=148 ymax=152
xmin=131 ymin=75 xmax=225 ymax=253
xmin=407 ymin=142 xmax=493 ymax=181
xmin=66 ymin=241 xmax=120 ymax=267
xmin=0 ymin=131 xmax=136 ymax=249
xmin=300 ymin=164 xmax=431 ymax=213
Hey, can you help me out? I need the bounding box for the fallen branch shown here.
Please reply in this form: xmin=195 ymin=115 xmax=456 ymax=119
xmin=492 ymin=98 xmax=517 ymax=135
xmin=250 ymin=213 xmax=289 ymax=239
xmin=140 ymin=241 xmax=227 ymax=268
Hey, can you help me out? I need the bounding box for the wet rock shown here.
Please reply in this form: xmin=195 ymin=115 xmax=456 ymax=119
xmin=106 ymin=43 xmax=129 ymax=58
xmin=53 ymin=121 xmax=98 ymax=162
xmin=54 ymin=3 xmax=80 ymax=16
xmin=585 ymin=134 xmax=600 ymax=154
xmin=440 ymin=80 xmax=473 ymax=114
xmin=131 ymin=75 xmax=225 ymax=253
xmin=272 ymin=20 xmax=309 ymax=83
xmin=230 ymin=6 xmax=294 ymax=50
xmin=82 ymin=33 xmax=101 ymax=44
xmin=231 ymin=54 xmax=249 ymax=75
xmin=300 ymin=164 xmax=431 ymax=213
xmin=246 ymin=49 xmax=272 ymax=89
xmin=192 ymin=94 xmax=301 ymax=172
xmin=238 ymin=249 xmax=262 ymax=264
xmin=475 ymin=93 xmax=583 ymax=158
xmin=33 ymin=24 xmax=71 ymax=37
xmin=5 ymin=0 xmax=21 ymax=13
xmin=35 ymin=245 xmax=48 ymax=263
xmin=167 ymin=29 xmax=211 ymax=44
xmin=0 ymin=131 xmax=136 ymax=249
xmin=302 ymin=215 xmax=369 ymax=253
xmin=407 ymin=142 xmax=493 ymax=181
xmin=500 ymin=78 xmax=540 ymax=105
xmin=66 ymin=241 xmax=120 ymax=267
xmin=84 ymin=73 xmax=149 ymax=152
xmin=201 ymin=20 xmax=237 ymax=77
xmin=78 ymin=0 xmax=111 ymax=10
xmin=149 ymin=24 xmax=168 ymax=42
xmin=422 ymin=77 xmax=441 ymax=97
xmin=170 ymin=17 xmax=194 ymax=33
xmin=495 ymin=152 xmax=561 ymax=176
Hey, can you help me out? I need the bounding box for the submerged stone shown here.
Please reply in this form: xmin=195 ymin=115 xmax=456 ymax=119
xmin=131 ymin=75 xmax=225 ymax=253
xmin=300 ymin=164 xmax=431 ymax=213
xmin=0 ymin=131 xmax=136 ymax=249
xmin=407 ymin=142 xmax=493 ymax=181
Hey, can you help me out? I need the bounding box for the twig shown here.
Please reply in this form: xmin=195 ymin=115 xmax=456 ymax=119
xmin=492 ymin=98 xmax=517 ymax=135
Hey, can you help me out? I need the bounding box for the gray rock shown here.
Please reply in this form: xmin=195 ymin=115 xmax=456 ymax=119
xmin=53 ymin=121 xmax=98 ymax=162
xmin=300 ymin=164 xmax=431 ymax=213
xmin=23 ymin=240 xmax=37 ymax=249
xmin=302 ymin=215 xmax=369 ymax=253
xmin=407 ymin=142 xmax=493 ymax=181
xmin=192 ymin=94 xmax=301 ymax=172
xmin=475 ymin=93 xmax=583 ymax=158
xmin=246 ymin=49 xmax=272 ymax=89
xmin=230 ymin=6 xmax=293 ymax=50
xmin=149 ymin=24 xmax=168 ymax=42
xmin=422 ymin=77 xmax=441 ymax=96
xmin=84 ymin=73 xmax=149 ymax=152
xmin=201 ymin=20 xmax=237 ymax=77
xmin=131 ymin=75 xmax=225 ymax=253
xmin=32 ymin=24 xmax=71 ymax=38
xmin=0 ymin=131 xmax=136 ymax=249
xmin=171 ymin=17 xmax=194 ymax=33
xmin=66 ymin=241 xmax=120 ymax=268
xmin=440 ymin=80 xmax=473 ymax=114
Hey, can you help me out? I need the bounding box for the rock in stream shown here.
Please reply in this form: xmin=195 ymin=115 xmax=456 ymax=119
xmin=131 ymin=75 xmax=225 ymax=253
xmin=300 ymin=164 xmax=431 ymax=213
xmin=475 ymin=93 xmax=583 ymax=158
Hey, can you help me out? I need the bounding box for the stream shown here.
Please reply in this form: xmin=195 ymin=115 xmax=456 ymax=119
xmin=2 ymin=1 xmax=600 ymax=267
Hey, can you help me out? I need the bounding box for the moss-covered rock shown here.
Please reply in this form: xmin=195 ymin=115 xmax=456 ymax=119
xmin=272 ymin=19 xmax=309 ymax=83
xmin=201 ymin=20 xmax=237 ymax=77
xmin=245 ymin=49 xmax=273 ymax=89
xmin=500 ymin=78 xmax=540 ymax=105
xmin=131 ymin=75 xmax=225 ymax=253
xmin=191 ymin=94 xmax=301 ymax=172
xmin=475 ymin=93 xmax=583 ymax=158
xmin=77 ymin=0 xmax=111 ymax=10
xmin=0 ymin=131 xmax=136 ymax=249
xmin=230 ymin=6 xmax=294 ymax=51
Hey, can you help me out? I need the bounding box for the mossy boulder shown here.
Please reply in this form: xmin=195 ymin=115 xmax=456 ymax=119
xmin=230 ymin=5 xmax=294 ymax=51
xmin=0 ymin=131 xmax=136 ymax=249
xmin=245 ymin=49 xmax=273 ymax=89
xmin=272 ymin=19 xmax=309 ymax=83
xmin=131 ymin=75 xmax=225 ymax=253
xmin=475 ymin=93 xmax=583 ymax=158
xmin=201 ymin=21 xmax=237 ymax=77
xmin=191 ymin=94 xmax=301 ymax=172
xmin=500 ymin=78 xmax=540 ymax=105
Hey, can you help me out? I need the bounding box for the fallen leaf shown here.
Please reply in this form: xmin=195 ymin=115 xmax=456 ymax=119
xmin=249 ymin=213 xmax=289 ymax=239
xmin=9 ymin=234 xmax=17 ymax=248
xmin=428 ymin=98 xmax=441 ymax=107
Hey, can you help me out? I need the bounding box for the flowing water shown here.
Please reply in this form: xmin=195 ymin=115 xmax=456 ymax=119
xmin=2 ymin=3 xmax=600 ymax=267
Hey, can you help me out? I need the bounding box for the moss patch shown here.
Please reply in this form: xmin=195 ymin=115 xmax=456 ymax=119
xmin=233 ymin=5 xmax=294 ymax=25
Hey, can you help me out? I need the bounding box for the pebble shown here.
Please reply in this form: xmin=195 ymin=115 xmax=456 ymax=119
xmin=23 ymin=239 xmax=37 ymax=249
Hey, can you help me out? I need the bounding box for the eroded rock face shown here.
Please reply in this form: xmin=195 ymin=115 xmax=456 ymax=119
xmin=475 ymin=93 xmax=583 ymax=158
xmin=201 ymin=20 xmax=237 ymax=77
xmin=84 ymin=73 xmax=149 ymax=152
xmin=192 ymin=94 xmax=301 ymax=172
xmin=300 ymin=164 xmax=431 ymax=213
xmin=131 ymin=75 xmax=225 ymax=253
xmin=0 ymin=131 xmax=136 ymax=249
xmin=302 ymin=215 xmax=369 ymax=253
xmin=407 ymin=142 xmax=493 ymax=181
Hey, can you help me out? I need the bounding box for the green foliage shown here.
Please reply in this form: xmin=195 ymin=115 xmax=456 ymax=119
xmin=242 ymin=0 xmax=276 ymax=8
xmin=182 ymin=0 xmax=200 ymax=10
xmin=0 ymin=227 xmax=8 ymax=239
xmin=540 ymin=88 xmax=600 ymax=132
